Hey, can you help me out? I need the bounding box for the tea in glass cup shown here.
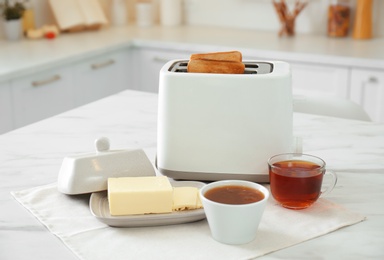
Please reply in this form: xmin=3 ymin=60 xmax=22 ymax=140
xmin=268 ymin=153 xmax=337 ymax=210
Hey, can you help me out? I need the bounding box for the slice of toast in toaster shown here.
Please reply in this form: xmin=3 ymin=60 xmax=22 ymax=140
xmin=187 ymin=59 xmax=245 ymax=74
xmin=190 ymin=51 xmax=242 ymax=62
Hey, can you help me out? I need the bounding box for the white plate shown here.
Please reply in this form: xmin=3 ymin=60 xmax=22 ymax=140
xmin=90 ymin=181 xmax=206 ymax=227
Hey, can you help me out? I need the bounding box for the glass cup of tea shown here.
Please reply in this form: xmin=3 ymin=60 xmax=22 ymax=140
xmin=200 ymin=180 xmax=269 ymax=245
xmin=268 ymin=153 xmax=337 ymax=210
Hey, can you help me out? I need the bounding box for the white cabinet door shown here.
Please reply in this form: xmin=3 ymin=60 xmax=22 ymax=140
xmin=289 ymin=62 xmax=349 ymax=98
xmin=0 ymin=81 xmax=14 ymax=134
xmin=74 ymin=49 xmax=131 ymax=106
xmin=241 ymin=57 xmax=350 ymax=98
xmin=133 ymin=48 xmax=190 ymax=93
xmin=350 ymin=69 xmax=384 ymax=123
xmin=11 ymin=67 xmax=75 ymax=128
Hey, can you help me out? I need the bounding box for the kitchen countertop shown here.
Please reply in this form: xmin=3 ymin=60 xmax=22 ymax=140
xmin=1 ymin=25 xmax=384 ymax=82
xmin=0 ymin=89 xmax=383 ymax=259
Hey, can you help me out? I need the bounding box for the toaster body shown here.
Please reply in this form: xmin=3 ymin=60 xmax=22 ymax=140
xmin=157 ymin=60 xmax=293 ymax=182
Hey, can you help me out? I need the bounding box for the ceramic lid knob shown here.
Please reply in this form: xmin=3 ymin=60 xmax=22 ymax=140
xmin=95 ymin=137 xmax=110 ymax=152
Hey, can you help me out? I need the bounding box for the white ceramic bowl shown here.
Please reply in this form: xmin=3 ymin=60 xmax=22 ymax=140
xmin=200 ymin=180 xmax=269 ymax=245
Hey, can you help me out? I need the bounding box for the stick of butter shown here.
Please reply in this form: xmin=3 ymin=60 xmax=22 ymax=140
xmin=173 ymin=187 xmax=203 ymax=211
xmin=108 ymin=176 xmax=173 ymax=216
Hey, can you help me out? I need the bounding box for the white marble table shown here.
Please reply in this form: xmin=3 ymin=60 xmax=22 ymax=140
xmin=0 ymin=90 xmax=383 ymax=259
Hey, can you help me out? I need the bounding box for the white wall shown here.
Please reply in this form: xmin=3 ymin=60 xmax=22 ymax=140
xmin=1 ymin=0 xmax=383 ymax=39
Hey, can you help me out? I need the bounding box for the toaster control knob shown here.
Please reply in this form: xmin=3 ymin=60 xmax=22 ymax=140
xmin=95 ymin=137 xmax=110 ymax=152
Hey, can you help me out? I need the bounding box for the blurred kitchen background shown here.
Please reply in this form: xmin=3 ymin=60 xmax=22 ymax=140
xmin=1 ymin=0 xmax=383 ymax=135
xmin=0 ymin=0 xmax=383 ymax=38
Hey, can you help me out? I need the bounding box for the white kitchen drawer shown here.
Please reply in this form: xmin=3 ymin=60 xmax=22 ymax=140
xmin=0 ymin=81 xmax=14 ymax=134
xmin=289 ymin=62 xmax=349 ymax=98
xmin=241 ymin=56 xmax=350 ymax=99
xmin=350 ymin=68 xmax=384 ymax=123
xmin=133 ymin=48 xmax=190 ymax=93
xmin=12 ymin=68 xmax=75 ymax=128
xmin=74 ymin=49 xmax=131 ymax=106
xmin=11 ymin=66 xmax=75 ymax=128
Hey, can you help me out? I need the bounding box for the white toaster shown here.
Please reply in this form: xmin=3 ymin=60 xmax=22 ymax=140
xmin=156 ymin=60 xmax=293 ymax=182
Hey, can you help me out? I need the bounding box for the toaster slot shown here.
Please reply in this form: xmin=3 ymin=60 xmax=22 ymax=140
xmin=168 ymin=61 xmax=188 ymax=73
xmin=168 ymin=61 xmax=273 ymax=74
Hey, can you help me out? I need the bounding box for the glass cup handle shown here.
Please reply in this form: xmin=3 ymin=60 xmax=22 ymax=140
xmin=321 ymin=170 xmax=338 ymax=197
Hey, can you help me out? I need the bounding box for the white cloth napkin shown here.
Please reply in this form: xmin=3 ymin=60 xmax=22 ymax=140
xmin=12 ymin=183 xmax=365 ymax=260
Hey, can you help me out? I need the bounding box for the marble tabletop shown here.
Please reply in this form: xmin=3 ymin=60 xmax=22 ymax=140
xmin=0 ymin=90 xmax=383 ymax=259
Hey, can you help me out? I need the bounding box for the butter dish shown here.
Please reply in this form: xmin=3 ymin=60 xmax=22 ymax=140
xmin=90 ymin=181 xmax=206 ymax=227
xmin=58 ymin=137 xmax=155 ymax=195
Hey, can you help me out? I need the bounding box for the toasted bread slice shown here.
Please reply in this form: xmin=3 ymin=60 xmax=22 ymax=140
xmin=190 ymin=51 xmax=242 ymax=62
xmin=187 ymin=59 xmax=245 ymax=74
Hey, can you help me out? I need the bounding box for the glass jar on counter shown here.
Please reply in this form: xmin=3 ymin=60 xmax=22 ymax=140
xmin=327 ymin=0 xmax=351 ymax=37
xmin=22 ymin=1 xmax=36 ymax=34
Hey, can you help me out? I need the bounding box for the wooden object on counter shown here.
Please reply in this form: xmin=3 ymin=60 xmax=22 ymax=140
xmin=353 ymin=0 xmax=373 ymax=39
xmin=272 ymin=0 xmax=307 ymax=37
xmin=49 ymin=0 xmax=108 ymax=32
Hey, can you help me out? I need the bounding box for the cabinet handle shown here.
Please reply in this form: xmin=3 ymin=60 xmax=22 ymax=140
xmin=31 ymin=75 xmax=61 ymax=87
xmin=368 ymin=76 xmax=378 ymax=83
xmin=360 ymin=76 xmax=380 ymax=106
xmin=91 ymin=59 xmax=115 ymax=70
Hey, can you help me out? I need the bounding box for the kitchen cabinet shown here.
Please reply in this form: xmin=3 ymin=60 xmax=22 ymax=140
xmin=243 ymin=54 xmax=349 ymax=98
xmin=3 ymin=41 xmax=384 ymax=133
xmin=350 ymin=68 xmax=384 ymax=123
xmin=0 ymin=82 xmax=14 ymax=134
xmin=3 ymin=48 xmax=132 ymax=133
xmin=11 ymin=66 xmax=75 ymax=128
xmin=73 ymin=49 xmax=132 ymax=106
xmin=289 ymin=62 xmax=349 ymax=98
xmin=133 ymin=48 xmax=190 ymax=93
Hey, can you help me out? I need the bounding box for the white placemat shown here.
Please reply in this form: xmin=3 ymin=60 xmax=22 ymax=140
xmin=12 ymin=183 xmax=365 ymax=260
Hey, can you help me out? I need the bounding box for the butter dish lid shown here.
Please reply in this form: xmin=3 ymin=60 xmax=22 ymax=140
xmin=58 ymin=137 xmax=156 ymax=195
